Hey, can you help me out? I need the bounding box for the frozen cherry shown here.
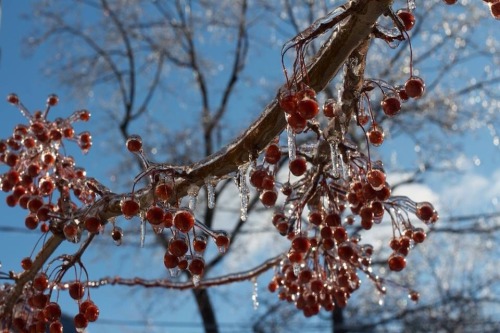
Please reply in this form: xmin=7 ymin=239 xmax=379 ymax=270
xmin=260 ymin=189 xmax=278 ymax=207
xmin=145 ymin=205 xmax=165 ymax=225
xmin=297 ymin=98 xmax=319 ymax=120
xmin=404 ymin=76 xmax=425 ymax=99
xmin=120 ymin=197 xmax=140 ymax=218
xmin=397 ymin=10 xmax=415 ymax=31
xmin=126 ymin=135 xmax=143 ymax=153
xmin=388 ymin=253 xmax=406 ymax=271
xmin=155 ymin=182 xmax=173 ymax=201
xmin=173 ymin=210 xmax=195 ymax=233
xmin=265 ymin=144 xmax=281 ymax=164
xmin=381 ymin=94 xmax=401 ymax=117
xmin=289 ymin=157 xmax=307 ymax=176
xmin=69 ymin=281 xmax=85 ymax=300
xmin=168 ymin=238 xmax=189 ymax=257
xmin=366 ymin=169 xmax=386 ymax=191
xmin=367 ymin=124 xmax=385 ymax=146
xmin=291 ymin=235 xmax=311 ymax=253
xmin=46 ymin=94 xmax=59 ymax=106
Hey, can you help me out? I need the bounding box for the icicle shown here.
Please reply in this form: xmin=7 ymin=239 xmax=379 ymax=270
xmin=287 ymin=125 xmax=297 ymax=161
xmin=238 ymin=165 xmax=249 ymax=221
xmin=168 ymin=267 xmax=180 ymax=277
xmin=205 ymin=178 xmax=216 ymax=209
xmin=329 ymin=140 xmax=344 ymax=179
xmin=192 ymin=274 xmax=201 ymax=287
xmin=187 ymin=185 xmax=199 ymax=211
xmin=252 ymin=278 xmax=259 ymax=310
xmin=140 ymin=218 xmax=146 ymax=248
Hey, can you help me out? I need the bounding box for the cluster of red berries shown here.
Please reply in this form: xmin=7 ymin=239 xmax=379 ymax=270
xmin=9 ymin=270 xmax=99 ymax=333
xmin=0 ymin=94 xmax=95 ymax=237
xmin=257 ymin=2 xmax=439 ymax=317
xmin=123 ymin=135 xmax=230 ymax=281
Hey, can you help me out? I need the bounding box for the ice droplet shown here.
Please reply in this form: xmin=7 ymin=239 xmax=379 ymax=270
xmin=205 ymin=179 xmax=216 ymax=209
xmin=293 ymin=263 xmax=301 ymax=276
xmin=252 ymin=278 xmax=259 ymax=310
xmin=329 ymin=141 xmax=344 ymax=178
xmin=187 ymin=185 xmax=199 ymax=211
xmin=287 ymin=125 xmax=296 ymax=161
xmin=169 ymin=267 xmax=180 ymax=277
xmin=192 ymin=274 xmax=201 ymax=287
xmin=140 ymin=219 xmax=146 ymax=248
xmin=237 ymin=165 xmax=249 ymax=221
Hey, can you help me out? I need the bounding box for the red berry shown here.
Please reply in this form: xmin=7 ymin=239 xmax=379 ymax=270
xmin=443 ymin=0 xmax=457 ymax=4
xmin=388 ymin=253 xmax=406 ymax=271
xmin=49 ymin=321 xmax=63 ymax=333
xmin=145 ymin=205 xmax=164 ymax=225
xmin=84 ymin=303 xmax=100 ymax=322
xmin=7 ymin=93 xmax=19 ymax=104
xmin=489 ymin=1 xmax=500 ymax=19
xmin=409 ymin=290 xmax=420 ymax=302
xmin=412 ymin=228 xmax=426 ymax=243
xmin=168 ymin=238 xmax=189 ymax=257
xmin=193 ymin=235 xmax=208 ymax=253
xmin=286 ymin=112 xmax=307 ymax=133
xmin=33 ymin=273 xmax=49 ymax=291
xmin=188 ymin=257 xmax=205 ymax=276
xmin=323 ymin=99 xmax=338 ymax=118
xmin=308 ymin=211 xmax=323 ymax=226
xmin=69 ymin=281 xmax=85 ymax=300
xmin=279 ymin=90 xmax=297 ymax=113
xmin=84 ymin=216 xmax=102 ymax=233
xmin=357 ymin=112 xmax=369 ymax=126
xmin=367 ymin=124 xmax=385 ymax=146
xmin=155 ymin=183 xmax=173 ymax=201
xmin=21 ymin=257 xmax=33 ymax=270
xmin=214 ymin=231 xmax=230 ymax=253
xmin=260 ymin=189 xmax=278 ymax=207
xmin=126 ymin=135 xmax=143 ymax=153
xmin=397 ymin=10 xmax=415 ymax=31
xmin=46 ymin=94 xmax=59 ymax=106
xmin=74 ymin=313 xmax=88 ymax=329
xmin=333 ymin=227 xmax=348 ymax=243
xmin=120 ymin=197 xmax=140 ymax=218
xmin=173 ymin=210 xmax=195 ymax=233
xmin=265 ymin=144 xmax=281 ymax=164
xmin=297 ymin=98 xmax=319 ymax=120
xmin=337 ymin=242 xmax=355 ymax=260
xmin=289 ymin=157 xmax=307 ymax=176
xmin=381 ymin=95 xmax=401 ymax=117
xmin=291 ymin=235 xmax=311 ymax=253
xmin=164 ymin=252 xmax=179 ymax=269
xmin=325 ymin=212 xmax=341 ymax=227
xmin=44 ymin=302 xmax=62 ymax=321
xmin=366 ymin=169 xmax=386 ymax=191
xmin=249 ymin=169 xmax=267 ymax=189
xmin=268 ymin=280 xmax=279 ymax=293
xmin=415 ymin=201 xmax=437 ymax=223
xmin=404 ymin=76 xmax=425 ymax=99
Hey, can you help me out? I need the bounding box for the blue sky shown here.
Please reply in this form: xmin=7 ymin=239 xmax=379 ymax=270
xmin=1 ymin=1 xmax=499 ymax=332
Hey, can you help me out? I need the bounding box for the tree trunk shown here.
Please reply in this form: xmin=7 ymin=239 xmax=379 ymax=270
xmin=193 ymin=288 xmax=219 ymax=333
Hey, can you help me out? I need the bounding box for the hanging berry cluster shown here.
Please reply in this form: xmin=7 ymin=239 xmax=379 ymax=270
xmin=0 ymin=95 xmax=101 ymax=332
xmin=252 ymin=2 xmax=439 ymax=317
xmin=123 ymin=135 xmax=230 ymax=284
xmin=0 ymin=94 xmax=94 ymax=236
